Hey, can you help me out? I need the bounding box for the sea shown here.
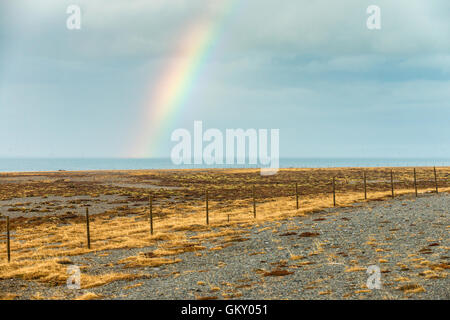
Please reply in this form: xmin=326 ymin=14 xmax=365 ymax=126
xmin=0 ymin=158 xmax=449 ymax=172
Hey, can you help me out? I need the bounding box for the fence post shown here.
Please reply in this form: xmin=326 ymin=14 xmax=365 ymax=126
xmin=6 ymin=216 xmax=10 ymax=263
xmin=363 ymin=172 xmax=367 ymax=200
xmin=85 ymin=207 xmax=91 ymax=249
xmin=434 ymin=166 xmax=439 ymax=193
xmin=149 ymin=195 xmax=154 ymax=235
xmin=252 ymin=185 xmax=256 ymax=218
xmin=332 ymin=177 xmax=336 ymax=207
xmin=413 ymin=168 xmax=418 ymax=197
xmin=206 ymin=189 xmax=209 ymax=225
xmin=295 ymin=182 xmax=299 ymax=209
xmin=390 ymin=169 xmax=394 ymax=198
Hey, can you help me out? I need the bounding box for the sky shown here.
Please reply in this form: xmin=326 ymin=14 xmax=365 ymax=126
xmin=0 ymin=0 xmax=449 ymax=159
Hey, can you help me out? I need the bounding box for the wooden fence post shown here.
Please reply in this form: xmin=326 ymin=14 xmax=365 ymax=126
xmin=363 ymin=172 xmax=367 ymax=200
xmin=252 ymin=185 xmax=256 ymax=218
xmin=206 ymin=189 xmax=209 ymax=225
xmin=295 ymin=183 xmax=299 ymax=209
xmin=413 ymin=168 xmax=418 ymax=197
xmin=85 ymin=207 xmax=91 ymax=249
xmin=149 ymin=195 xmax=154 ymax=235
xmin=390 ymin=169 xmax=394 ymax=198
xmin=6 ymin=216 xmax=10 ymax=263
xmin=332 ymin=177 xmax=336 ymax=207
xmin=434 ymin=166 xmax=439 ymax=193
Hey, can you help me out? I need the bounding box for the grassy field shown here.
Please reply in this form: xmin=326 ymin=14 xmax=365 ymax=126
xmin=0 ymin=167 xmax=449 ymax=299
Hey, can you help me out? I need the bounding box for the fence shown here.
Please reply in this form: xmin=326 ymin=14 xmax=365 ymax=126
xmin=2 ymin=167 xmax=448 ymax=262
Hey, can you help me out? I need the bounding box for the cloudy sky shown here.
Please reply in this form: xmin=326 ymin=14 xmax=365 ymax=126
xmin=1 ymin=0 xmax=449 ymax=158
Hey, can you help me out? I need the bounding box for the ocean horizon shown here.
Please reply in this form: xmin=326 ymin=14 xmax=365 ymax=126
xmin=1 ymin=157 xmax=450 ymax=173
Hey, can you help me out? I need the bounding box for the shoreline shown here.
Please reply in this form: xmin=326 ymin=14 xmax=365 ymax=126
xmin=1 ymin=165 xmax=450 ymax=175
xmin=1 ymin=157 xmax=450 ymax=174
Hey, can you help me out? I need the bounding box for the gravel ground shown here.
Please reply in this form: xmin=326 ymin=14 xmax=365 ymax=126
xmin=2 ymin=192 xmax=449 ymax=300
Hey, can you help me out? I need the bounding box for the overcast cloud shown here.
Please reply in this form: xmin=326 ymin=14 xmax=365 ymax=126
xmin=0 ymin=0 xmax=449 ymax=158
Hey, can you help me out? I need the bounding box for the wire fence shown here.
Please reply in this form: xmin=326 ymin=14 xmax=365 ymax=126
xmin=1 ymin=167 xmax=449 ymax=262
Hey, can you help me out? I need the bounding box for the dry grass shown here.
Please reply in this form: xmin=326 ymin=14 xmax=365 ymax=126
xmin=354 ymin=289 xmax=371 ymax=294
xmin=345 ymin=266 xmax=366 ymax=272
xmin=263 ymin=269 xmax=294 ymax=277
xmin=0 ymin=293 xmax=19 ymax=300
xmin=118 ymin=255 xmax=182 ymax=268
xmin=75 ymin=292 xmax=103 ymax=300
xmin=397 ymin=283 xmax=426 ymax=294
xmin=319 ymin=290 xmax=332 ymax=295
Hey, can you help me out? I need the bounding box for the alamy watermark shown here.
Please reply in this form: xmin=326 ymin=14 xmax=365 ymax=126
xmin=66 ymin=265 xmax=81 ymax=290
xmin=367 ymin=5 xmax=381 ymax=30
xmin=366 ymin=265 xmax=382 ymax=289
xmin=65 ymin=4 xmax=380 ymax=31
xmin=66 ymin=5 xmax=81 ymax=30
xmin=171 ymin=121 xmax=279 ymax=176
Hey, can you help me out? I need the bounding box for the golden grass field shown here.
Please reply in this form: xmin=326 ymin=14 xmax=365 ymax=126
xmin=0 ymin=167 xmax=449 ymax=299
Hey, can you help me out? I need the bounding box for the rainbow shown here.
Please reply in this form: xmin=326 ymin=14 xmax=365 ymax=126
xmin=130 ymin=1 xmax=238 ymax=158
